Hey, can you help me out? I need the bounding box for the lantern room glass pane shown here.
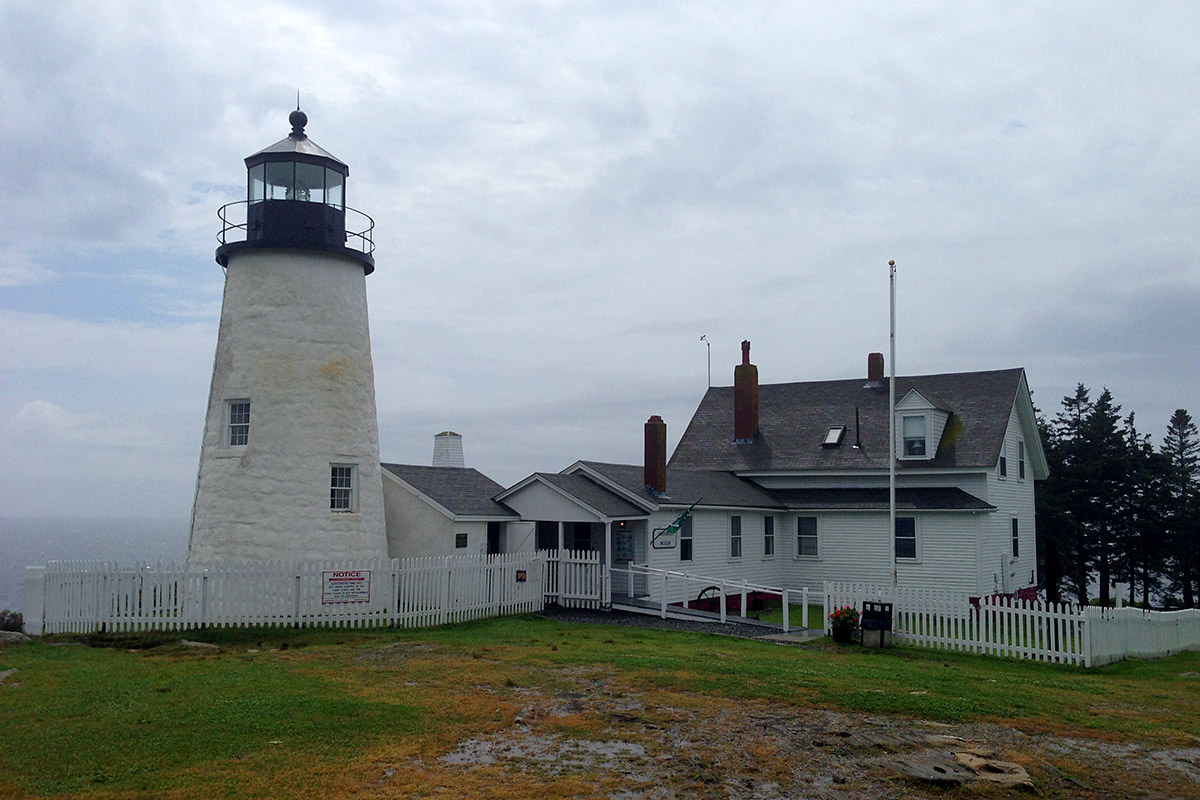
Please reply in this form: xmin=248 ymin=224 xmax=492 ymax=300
xmin=326 ymin=169 xmax=344 ymax=208
xmin=264 ymin=162 xmax=293 ymax=200
xmin=248 ymin=164 xmax=266 ymax=203
xmin=294 ymin=162 xmax=324 ymax=203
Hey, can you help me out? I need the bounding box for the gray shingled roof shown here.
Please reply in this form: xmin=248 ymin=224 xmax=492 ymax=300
xmin=381 ymin=464 xmax=517 ymax=518
xmin=669 ymin=368 xmax=1027 ymax=473
xmin=531 ymin=472 xmax=647 ymax=518
xmin=575 ymin=461 xmax=784 ymax=509
xmin=771 ymin=487 xmax=995 ymax=511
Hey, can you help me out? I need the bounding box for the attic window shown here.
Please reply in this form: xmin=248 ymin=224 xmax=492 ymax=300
xmin=822 ymin=426 xmax=846 ymax=448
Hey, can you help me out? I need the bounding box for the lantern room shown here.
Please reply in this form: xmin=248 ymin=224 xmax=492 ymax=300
xmin=216 ymin=107 xmax=374 ymax=273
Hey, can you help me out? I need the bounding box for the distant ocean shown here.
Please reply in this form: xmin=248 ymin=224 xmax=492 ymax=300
xmin=0 ymin=517 xmax=189 ymax=614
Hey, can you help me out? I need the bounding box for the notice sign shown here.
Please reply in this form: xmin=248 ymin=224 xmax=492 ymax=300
xmin=322 ymin=570 xmax=371 ymax=604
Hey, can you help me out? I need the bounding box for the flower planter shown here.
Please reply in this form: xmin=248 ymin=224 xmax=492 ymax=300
xmin=831 ymin=626 xmax=854 ymax=643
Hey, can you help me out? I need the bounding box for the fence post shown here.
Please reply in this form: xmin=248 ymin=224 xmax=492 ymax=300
xmin=660 ymin=571 xmax=668 ymax=619
xmin=293 ymin=573 xmax=302 ymax=628
xmin=782 ymin=588 xmax=790 ymax=634
xmin=439 ymin=556 xmax=451 ymax=625
xmin=22 ymin=566 xmax=46 ymax=636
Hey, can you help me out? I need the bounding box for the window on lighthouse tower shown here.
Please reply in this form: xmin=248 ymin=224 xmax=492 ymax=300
xmin=227 ymin=400 xmax=250 ymax=447
xmin=330 ymin=465 xmax=357 ymax=512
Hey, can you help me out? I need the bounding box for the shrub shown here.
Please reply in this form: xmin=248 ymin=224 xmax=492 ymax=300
xmin=0 ymin=609 xmax=23 ymax=632
xmin=828 ymin=605 xmax=860 ymax=629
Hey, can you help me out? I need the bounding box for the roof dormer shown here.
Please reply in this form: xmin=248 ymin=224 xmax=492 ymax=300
xmin=895 ymin=389 xmax=952 ymax=460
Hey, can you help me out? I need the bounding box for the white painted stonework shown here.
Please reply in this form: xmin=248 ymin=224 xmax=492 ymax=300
xmin=188 ymin=248 xmax=387 ymax=563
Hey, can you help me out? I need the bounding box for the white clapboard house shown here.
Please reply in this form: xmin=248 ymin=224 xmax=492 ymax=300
xmin=381 ymin=344 xmax=1047 ymax=603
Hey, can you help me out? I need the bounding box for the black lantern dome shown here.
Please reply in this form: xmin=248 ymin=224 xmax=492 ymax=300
xmin=216 ymin=109 xmax=374 ymax=273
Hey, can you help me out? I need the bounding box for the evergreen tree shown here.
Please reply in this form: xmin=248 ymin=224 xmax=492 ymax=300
xmin=1115 ymin=413 xmax=1165 ymax=606
xmin=1080 ymin=389 xmax=1124 ymax=606
xmin=1161 ymin=409 xmax=1200 ymax=607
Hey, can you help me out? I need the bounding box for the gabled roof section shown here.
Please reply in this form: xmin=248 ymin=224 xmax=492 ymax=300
xmin=497 ymin=472 xmax=647 ymax=519
xmin=381 ymin=464 xmax=517 ymax=518
xmin=570 ymin=461 xmax=785 ymax=510
xmin=669 ymin=368 xmax=1033 ymax=473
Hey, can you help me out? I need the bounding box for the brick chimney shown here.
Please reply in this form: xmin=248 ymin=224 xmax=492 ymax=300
xmin=734 ymin=340 xmax=758 ymax=442
xmin=644 ymin=415 xmax=667 ymax=494
xmin=867 ymin=352 xmax=885 ymax=383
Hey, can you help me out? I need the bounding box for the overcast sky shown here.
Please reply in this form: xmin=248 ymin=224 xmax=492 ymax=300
xmin=2 ymin=1 xmax=1198 ymax=521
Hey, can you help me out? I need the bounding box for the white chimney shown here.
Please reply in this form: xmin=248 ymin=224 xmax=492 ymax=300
xmin=432 ymin=431 xmax=465 ymax=467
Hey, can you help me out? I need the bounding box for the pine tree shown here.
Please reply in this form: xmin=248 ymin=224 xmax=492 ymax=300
xmin=1161 ymin=409 xmax=1200 ymax=607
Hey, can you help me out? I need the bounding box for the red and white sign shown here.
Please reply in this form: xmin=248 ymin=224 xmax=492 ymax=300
xmin=321 ymin=570 xmax=371 ymax=604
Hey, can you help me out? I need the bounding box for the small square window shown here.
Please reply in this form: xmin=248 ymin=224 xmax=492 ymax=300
xmin=455 ymin=532 xmax=468 ymax=549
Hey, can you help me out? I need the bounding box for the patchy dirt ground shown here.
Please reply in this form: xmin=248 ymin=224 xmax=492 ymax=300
xmin=410 ymin=659 xmax=1199 ymax=799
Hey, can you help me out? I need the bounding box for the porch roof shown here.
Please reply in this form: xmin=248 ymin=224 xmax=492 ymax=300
xmin=771 ymin=487 xmax=995 ymax=511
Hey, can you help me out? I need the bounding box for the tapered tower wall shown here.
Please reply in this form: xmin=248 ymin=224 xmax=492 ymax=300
xmin=187 ymin=248 xmax=387 ymax=563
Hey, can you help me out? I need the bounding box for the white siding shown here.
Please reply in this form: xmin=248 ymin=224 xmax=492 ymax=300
xmin=979 ymin=404 xmax=1038 ymax=593
xmin=501 ymin=482 xmax=605 ymax=522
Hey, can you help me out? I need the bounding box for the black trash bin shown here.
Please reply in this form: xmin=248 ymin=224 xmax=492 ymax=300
xmin=861 ymin=601 xmax=893 ymax=648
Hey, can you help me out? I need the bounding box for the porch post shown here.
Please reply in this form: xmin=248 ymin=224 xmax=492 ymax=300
xmin=557 ymin=521 xmax=565 ymax=552
xmin=604 ymin=520 xmax=612 ymax=606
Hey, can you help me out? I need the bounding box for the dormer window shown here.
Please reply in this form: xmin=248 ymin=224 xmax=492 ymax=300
xmin=902 ymin=415 xmax=927 ymax=457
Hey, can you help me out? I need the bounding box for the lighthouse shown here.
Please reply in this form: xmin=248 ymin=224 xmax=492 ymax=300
xmin=187 ymin=108 xmax=388 ymax=564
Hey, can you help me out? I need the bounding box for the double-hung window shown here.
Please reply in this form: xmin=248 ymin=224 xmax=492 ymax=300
xmin=895 ymin=517 xmax=917 ymax=559
xmin=330 ymin=464 xmax=356 ymax=512
xmin=1011 ymin=518 xmax=1020 ymax=558
xmin=730 ymin=515 xmax=742 ymax=559
xmin=1018 ymin=441 xmax=1026 ymax=480
xmin=680 ymin=515 xmax=693 ymax=562
xmin=796 ymin=517 xmax=818 ymax=557
xmin=227 ymin=400 xmax=250 ymax=447
xmin=763 ymin=515 xmax=775 ymax=557
xmin=902 ymin=415 xmax=927 ymax=457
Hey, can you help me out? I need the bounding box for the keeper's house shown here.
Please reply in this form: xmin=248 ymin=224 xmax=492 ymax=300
xmin=381 ymin=343 xmax=1047 ymax=601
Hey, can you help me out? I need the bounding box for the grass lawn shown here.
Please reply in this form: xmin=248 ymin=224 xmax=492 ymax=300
xmin=1 ymin=615 xmax=1197 ymax=798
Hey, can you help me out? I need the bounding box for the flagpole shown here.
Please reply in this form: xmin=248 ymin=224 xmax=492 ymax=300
xmin=888 ymin=260 xmax=897 ymax=590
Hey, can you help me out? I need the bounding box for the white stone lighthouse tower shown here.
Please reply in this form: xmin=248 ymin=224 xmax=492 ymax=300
xmin=187 ymin=108 xmax=388 ymax=564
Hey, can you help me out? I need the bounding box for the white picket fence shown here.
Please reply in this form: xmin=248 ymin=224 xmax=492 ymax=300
xmin=542 ymin=549 xmax=606 ymax=609
xmin=824 ymin=581 xmax=1200 ymax=667
xmin=24 ymin=553 xmax=546 ymax=635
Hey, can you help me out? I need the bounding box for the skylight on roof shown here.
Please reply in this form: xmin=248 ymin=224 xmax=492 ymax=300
xmin=823 ymin=426 xmax=846 ymax=447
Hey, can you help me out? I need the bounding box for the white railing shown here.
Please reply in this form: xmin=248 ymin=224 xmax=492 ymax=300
xmin=24 ymin=553 xmax=545 ymax=635
xmin=611 ymin=563 xmax=811 ymax=633
xmin=541 ymin=549 xmax=606 ymax=609
xmin=824 ymin=581 xmax=1200 ymax=667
